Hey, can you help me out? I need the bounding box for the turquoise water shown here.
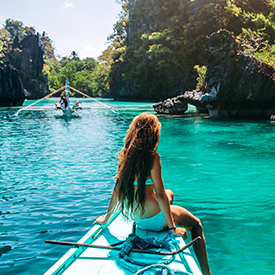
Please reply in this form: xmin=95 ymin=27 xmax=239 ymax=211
xmin=0 ymin=98 xmax=274 ymax=274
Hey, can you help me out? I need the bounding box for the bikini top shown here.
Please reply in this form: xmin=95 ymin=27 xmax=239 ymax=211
xmin=133 ymin=178 xmax=153 ymax=186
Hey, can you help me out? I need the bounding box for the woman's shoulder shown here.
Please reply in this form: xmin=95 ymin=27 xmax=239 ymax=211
xmin=150 ymin=152 xmax=163 ymax=187
xmin=152 ymin=152 xmax=161 ymax=169
xmin=154 ymin=152 xmax=160 ymax=162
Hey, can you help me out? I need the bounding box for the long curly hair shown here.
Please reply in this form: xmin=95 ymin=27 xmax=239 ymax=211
xmin=114 ymin=112 xmax=161 ymax=218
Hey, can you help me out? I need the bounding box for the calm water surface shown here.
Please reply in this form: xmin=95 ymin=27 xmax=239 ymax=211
xmin=0 ymin=99 xmax=274 ymax=274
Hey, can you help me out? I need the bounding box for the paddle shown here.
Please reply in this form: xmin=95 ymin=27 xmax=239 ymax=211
xmin=45 ymin=236 xmax=201 ymax=256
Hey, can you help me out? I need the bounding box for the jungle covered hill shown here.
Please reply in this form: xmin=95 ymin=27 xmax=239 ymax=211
xmin=108 ymin=0 xmax=275 ymax=101
xmin=1 ymin=1 xmax=275 ymax=102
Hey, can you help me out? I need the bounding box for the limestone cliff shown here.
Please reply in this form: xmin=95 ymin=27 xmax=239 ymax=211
xmin=0 ymin=65 xmax=25 ymax=107
xmin=5 ymin=34 xmax=48 ymax=99
xmin=0 ymin=33 xmax=48 ymax=106
xmin=185 ymin=29 xmax=275 ymax=119
xmin=155 ymin=29 xmax=275 ymax=119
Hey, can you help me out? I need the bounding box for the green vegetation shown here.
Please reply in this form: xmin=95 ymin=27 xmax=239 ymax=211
xmin=46 ymin=50 xmax=112 ymax=96
xmin=0 ymin=19 xmax=112 ymax=97
xmin=107 ymin=0 xmax=275 ymax=99
xmin=0 ymin=19 xmax=54 ymax=60
xmin=194 ymin=65 xmax=207 ymax=90
xmin=2 ymin=1 xmax=275 ymax=100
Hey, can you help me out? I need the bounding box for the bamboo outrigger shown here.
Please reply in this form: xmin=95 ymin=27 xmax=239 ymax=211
xmin=14 ymin=82 xmax=120 ymax=117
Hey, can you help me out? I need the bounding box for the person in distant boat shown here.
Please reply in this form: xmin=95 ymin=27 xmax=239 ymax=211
xmin=65 ymin=91 xmax=70 ymax=105
xmin=94 ymin=112 xmax=212 ymax=275
xmin=55 ymin=94 xmax=62 ymax=109
xmin=57 ymin=94 xmax=68 ymax=109
xmin=73 ymin=100 xmax=81 ymax=109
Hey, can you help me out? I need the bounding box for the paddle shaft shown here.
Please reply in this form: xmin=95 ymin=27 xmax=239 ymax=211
xmin=45 ymin=236 xmax=201 ymax=256
xmin=16 ymin=86 xmax=66 ymax=114
xmin=68 ymin=85 xmax=120 ymax=114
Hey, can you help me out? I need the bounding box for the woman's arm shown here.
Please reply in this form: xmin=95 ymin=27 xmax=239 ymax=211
xmin=93 ymin=187 xmax=117 ymax=225
xmin=151 ymin=153 xmax=187 ymax=238
xmin=151 ymin=153 xmax=175 ymax=228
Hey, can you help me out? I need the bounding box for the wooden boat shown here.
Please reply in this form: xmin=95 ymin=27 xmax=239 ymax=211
xmin=44 ymin=213 xmax=202 ymax=275
xmin=54 ymin=105 xmax=79 ymax=118
xmin=61 ymin=106 xmax=75 ymax=117
xmin=14 ymin=81 xmax=120 ymax=117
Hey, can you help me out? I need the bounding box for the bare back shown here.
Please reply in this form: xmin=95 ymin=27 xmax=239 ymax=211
xmin=133 ymin=153 xmax=164 ymax=219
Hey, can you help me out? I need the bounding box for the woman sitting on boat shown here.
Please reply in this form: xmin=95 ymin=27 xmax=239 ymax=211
xmin=94 ymin=112 xmax=212 ymax=275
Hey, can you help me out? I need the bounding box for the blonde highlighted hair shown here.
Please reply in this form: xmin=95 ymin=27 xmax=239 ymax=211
xmin=114 ymin=112 xmax=161 ymax=218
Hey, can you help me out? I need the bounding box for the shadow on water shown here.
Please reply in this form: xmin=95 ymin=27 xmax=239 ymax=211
xmin=0 ymin=110 xmax=81 ymax=121
xmin=157 ymin=109 xmax=275 ymax=123
xmin=0 ymin=246 xmax=12 ymax=258
xmin=54 ymin=114 xmax=81 ymax=122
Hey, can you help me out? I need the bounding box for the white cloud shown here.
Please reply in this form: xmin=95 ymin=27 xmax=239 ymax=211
xmin=83 ymin=44 xmax=95 ymax=51
xmin=65 ymin=3 xmax=75 ymax=8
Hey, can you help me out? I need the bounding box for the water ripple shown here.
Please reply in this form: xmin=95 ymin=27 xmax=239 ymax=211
xmin=1 ymin=100 xmax=275 ymax=274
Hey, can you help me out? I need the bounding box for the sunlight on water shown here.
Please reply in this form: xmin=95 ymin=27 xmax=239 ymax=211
xmin=0 ymin=99 xmax=275 ymax=274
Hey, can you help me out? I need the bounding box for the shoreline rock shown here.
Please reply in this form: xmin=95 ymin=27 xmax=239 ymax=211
xmin=156 ymin=29 xmax=275 ymax=119
xmin=153 ymin=95 xmax=188 ymax=115
xmin=187 ymin=29 xmax=275 ymax=119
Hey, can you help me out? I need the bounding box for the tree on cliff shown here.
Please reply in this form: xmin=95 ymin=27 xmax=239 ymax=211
xmin=108 ymin=0 xmax=275 ymax=101
xmin=4 ymin=19 xmax=34 ymax=40
xmin=46 ymin=52 xmax=111 ymax=97
xmin=0 ymin=29 xmax=12 ymax=62
xmin=0 ymin=19 xmax=56 ymax=63
xmin=0 ymin=20 xmax=49 ymax=100
xmin=39 ymin=31 xmax=56 ymax=62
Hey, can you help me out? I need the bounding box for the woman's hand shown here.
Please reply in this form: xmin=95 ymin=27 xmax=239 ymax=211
xmin=93 ymin=214 xmax=108 ymax=225
xmin=171 ymin=227 xmax=187 ymax=239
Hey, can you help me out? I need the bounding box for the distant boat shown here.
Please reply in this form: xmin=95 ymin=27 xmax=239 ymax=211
xmin=54 ymin=102 xmax=81 ymax=117
xmin=14 ymin=80 xmax=119 ymax=117
xmin=54 ymin=106 xmax=75 ymax=117
xmin=54 ymin=85 xmax=82 ymax=117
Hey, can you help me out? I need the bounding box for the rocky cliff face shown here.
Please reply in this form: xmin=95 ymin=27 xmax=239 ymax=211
xmin=185 ymin=29 xmax=275 ymax=119
xmin=6 ymin=34 xmax=48 ymax=99
xmin=0 ymin=65 xmax=25 ymax=107
xmin=0 ymin=34 xmax=48 ymax=106
xmin=156 ymin=29 xmax=275 ymax=118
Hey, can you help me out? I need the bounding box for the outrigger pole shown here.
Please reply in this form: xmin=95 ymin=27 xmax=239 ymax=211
xmin=68 ymin=85 xmax=120 ymax=115
xmin=13 ymin=85 xmax=120 ymax=116
xmin=13 ymin=85 xmax=66 ymax=116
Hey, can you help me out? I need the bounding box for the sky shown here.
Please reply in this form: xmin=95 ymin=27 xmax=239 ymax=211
xmin=0 ymin=0 xmax=122 ymax=60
